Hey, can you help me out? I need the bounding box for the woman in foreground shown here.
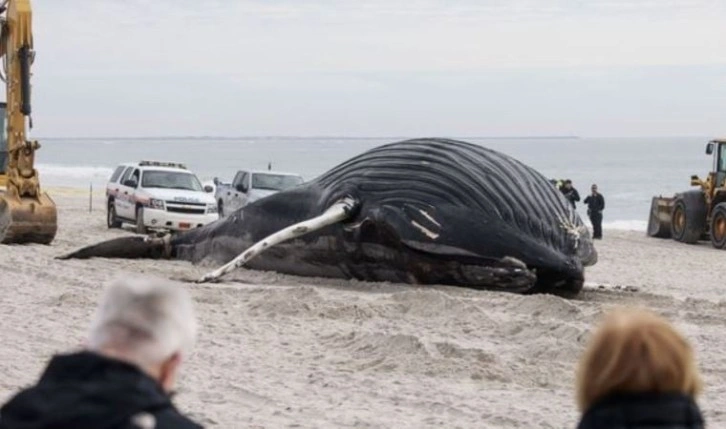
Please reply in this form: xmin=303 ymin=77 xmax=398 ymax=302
xmin=575 ymin=307 xmax=705 ymax=429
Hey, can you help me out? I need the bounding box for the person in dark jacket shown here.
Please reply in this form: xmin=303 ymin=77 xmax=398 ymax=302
xmin=575 ymin=307 xmax=704 ymax=429
xmin=0 ymin=276 xmax=203 ymax=429
xmin=583 ymin=184 xmax=605 ymax=239
xmin=559 ymin=179 xmax=581 ymax=209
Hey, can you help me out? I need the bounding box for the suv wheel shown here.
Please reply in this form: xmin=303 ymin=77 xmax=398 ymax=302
xmin=107 ymin=202 xmax=121 ymax=229
xmin=135 ymin=206 xmax=148 ymax=235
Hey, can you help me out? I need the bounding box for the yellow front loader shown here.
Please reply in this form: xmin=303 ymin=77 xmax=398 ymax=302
xmin=647 ymin=139 xmax=726 ymax=249
xmin=0 ymin=0 xmax=56 ymax=244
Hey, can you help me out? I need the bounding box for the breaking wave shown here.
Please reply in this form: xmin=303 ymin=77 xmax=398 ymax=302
xmin=602 ymin=220 xmax=648 ymax=232
xmin=36 ymin=163 xmax=114 ymax=186
xmin=603 ymin=220 xmax=648 ymax=231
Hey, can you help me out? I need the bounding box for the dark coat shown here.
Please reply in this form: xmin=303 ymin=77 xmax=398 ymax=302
xmin=560 ymin=186 xmax=581 ymax=207
xmin=576 ymin=392 xmax=704 ymax=429
xmin=583 ymin=192 xmax=605 ymax=214
xmin=0 ymin=351 xmax=203 ymax=429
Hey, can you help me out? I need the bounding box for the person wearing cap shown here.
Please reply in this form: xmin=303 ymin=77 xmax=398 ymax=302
xmin=583 ymin=184 xmax=605 ymax=239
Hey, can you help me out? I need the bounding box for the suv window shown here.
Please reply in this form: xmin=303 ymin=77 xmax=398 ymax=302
xmin=118 ymin=167 xmax=134 ymax=185
xmin=141 ymin=170 xmax=203 ymax=191
xmin=129 ymin=169 xmax=141 ymax=187
xmin=234 ymin=172 xmax=249 ymax=190
xmin=109 ymin=166 xmax=126 ymax=183
xmin=233 ymin=171 xmax=247 ymax=186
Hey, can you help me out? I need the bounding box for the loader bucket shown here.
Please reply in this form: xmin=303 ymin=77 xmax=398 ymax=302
xmin=647 ymin=195 xmax=674 ymax=238
xmin=0 ymin=190 xmax=57 ymax=244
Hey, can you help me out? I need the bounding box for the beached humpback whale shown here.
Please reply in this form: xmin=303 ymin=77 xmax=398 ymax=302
xmin=58 ymin=138 xmax=597 ymax=295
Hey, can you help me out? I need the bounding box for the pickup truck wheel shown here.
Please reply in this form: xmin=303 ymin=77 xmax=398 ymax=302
xmin=135 ymin=207 xmax=148 ymax=235
xmin=107 ymin=202 xmax=121 ymax=229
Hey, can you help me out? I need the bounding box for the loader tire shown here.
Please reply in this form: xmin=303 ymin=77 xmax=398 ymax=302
xmin=670 ymin=191 xmax=707 ymax=244
xmin=647 ymin=196 xmax=671 ymax=238
xmin=709 ymin=203 xmax=726 ymax=249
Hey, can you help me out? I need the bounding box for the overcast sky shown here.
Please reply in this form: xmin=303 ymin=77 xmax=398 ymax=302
xmin=27 ymin=0 xmax=726 ymax=137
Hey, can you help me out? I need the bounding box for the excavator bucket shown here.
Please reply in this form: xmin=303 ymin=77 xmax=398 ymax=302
xmin=0 ymin=102 xmax=57 ymax=244
xmin=0 ymin=189 xmax=57 ymax=244
xmin=646 ymin=195 xmax=674 ymax=238
xmin=0 ymin=0 xmax=59 ymax=245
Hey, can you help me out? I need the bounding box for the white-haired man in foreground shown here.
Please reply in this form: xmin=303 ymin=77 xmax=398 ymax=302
xmin=0 ymin=276 xmax=203 ymax=429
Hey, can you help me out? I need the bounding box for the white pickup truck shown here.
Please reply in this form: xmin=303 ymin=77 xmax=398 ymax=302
xmin=214 ymin=169 xmax=304 ymax=217
xmin=106 ymin=160 xmax=219 ymax=234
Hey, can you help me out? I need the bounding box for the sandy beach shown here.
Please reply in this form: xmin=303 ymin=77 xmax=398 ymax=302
xmin=1 ymin=189 xmax=725 ymax=428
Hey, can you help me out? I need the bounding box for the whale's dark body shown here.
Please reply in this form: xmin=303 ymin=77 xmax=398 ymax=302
xmin=61 ymin=138 xmax=597 ymax=295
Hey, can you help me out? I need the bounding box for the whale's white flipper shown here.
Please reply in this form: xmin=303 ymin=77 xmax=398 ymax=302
xmin=197 ymin=197 xmax=358 ymax=283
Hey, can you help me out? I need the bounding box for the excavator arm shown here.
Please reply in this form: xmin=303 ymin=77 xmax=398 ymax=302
xmin=0 ymin=0 xmax=57 ymax=244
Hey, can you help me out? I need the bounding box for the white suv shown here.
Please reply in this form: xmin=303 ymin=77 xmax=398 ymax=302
xmin=105 ymin=160 xmax=219 ymax=234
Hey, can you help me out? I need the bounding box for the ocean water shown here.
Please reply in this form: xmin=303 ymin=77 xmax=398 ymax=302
xmin=32 ymin=136 xmax=715 ymax=231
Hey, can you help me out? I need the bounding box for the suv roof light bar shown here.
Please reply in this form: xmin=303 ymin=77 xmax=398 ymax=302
xmin=138 ymin=160 xmax=187 ymax=169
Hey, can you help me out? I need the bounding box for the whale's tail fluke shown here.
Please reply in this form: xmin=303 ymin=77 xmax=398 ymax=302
xmin=56 ymin=235 xmax=172 ymax=260
xmin=196 ymin=197 xmax=358 ymax=283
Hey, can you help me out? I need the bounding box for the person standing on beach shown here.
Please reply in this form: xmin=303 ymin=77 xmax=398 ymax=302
xmin=560 ymin=179 xmax=581 ymax=209
xmin=583 ymin=184 xmax=605 ymax=239
xmin=0 ymin=276 xmax=203 ymax=429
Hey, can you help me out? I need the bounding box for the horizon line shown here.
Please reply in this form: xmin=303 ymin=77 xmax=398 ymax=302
xmin=34 ymin=135 xmax=582 ymax=140
xmin=31 ymin=134 xmax=716 ymax=141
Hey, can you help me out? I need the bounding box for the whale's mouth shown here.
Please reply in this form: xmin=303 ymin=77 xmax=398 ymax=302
xmin=575 ymin=234 xmax=598 ymax=267
xmin=581 ymin=248 xmax=598 ymax=267
xmin=392 ymin=240 xmax=583 ymax=295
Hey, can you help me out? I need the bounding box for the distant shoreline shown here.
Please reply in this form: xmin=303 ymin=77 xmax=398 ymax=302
xmin=35 ymin=135 xmax=582 ymax=141
xmin=32 ymin=135 xmax=713 ymax=141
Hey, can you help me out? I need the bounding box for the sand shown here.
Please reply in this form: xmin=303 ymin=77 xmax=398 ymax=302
xmin=1 ymin=189 xmax=725 ymax=428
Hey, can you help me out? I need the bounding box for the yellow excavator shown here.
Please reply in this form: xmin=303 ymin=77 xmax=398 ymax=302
xmin=0 ymin=0 xmax=56 ymax=244
xmin=647 ymin=139 xmax=726 ymax=249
